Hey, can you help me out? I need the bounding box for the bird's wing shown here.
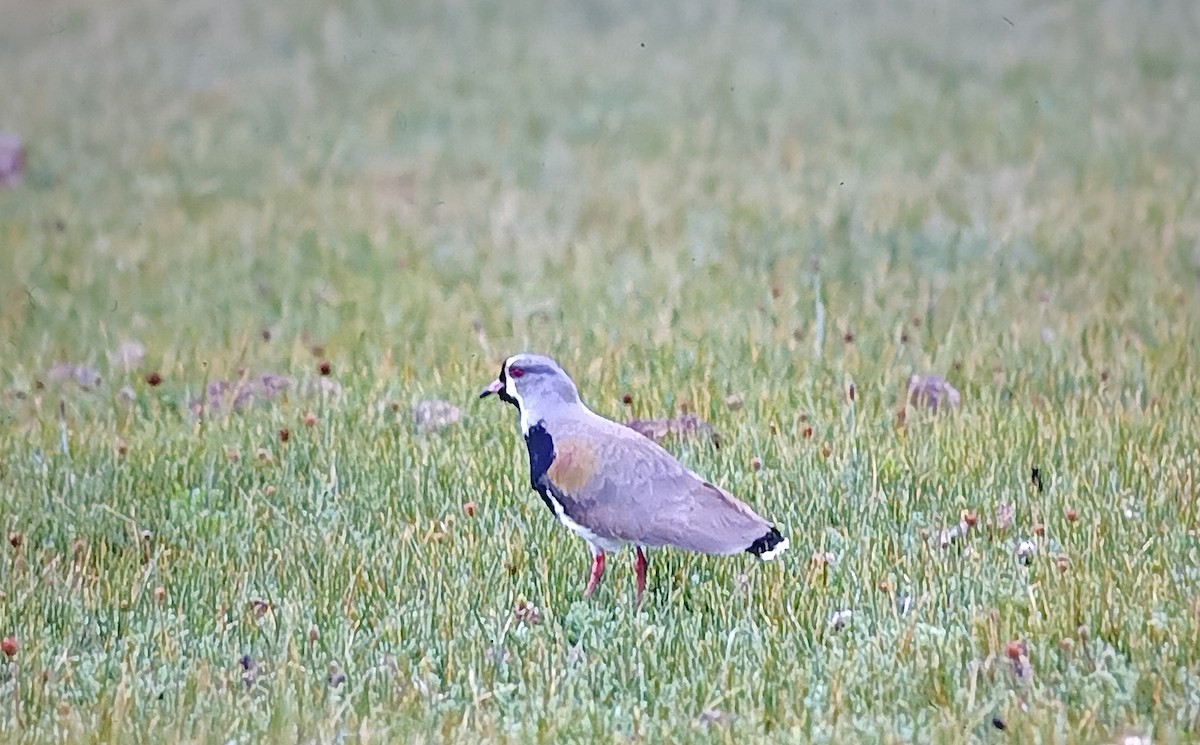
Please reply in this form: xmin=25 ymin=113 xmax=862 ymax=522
xmin=537 ymin=413 xmax=774 ymax=554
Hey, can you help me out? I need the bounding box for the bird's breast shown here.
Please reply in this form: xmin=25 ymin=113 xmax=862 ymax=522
xmin=546 ymin=437 xmax=597 ymax=494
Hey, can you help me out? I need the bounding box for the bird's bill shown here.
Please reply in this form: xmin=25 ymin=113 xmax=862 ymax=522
xmin=479 ymin=378 xmax=504 ymax=399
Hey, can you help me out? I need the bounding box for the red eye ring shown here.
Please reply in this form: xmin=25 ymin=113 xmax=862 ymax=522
xmin=508 ymin=366 xmax=525 ymax=378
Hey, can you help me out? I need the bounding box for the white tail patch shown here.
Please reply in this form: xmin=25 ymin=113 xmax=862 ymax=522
xmin=757 ymin=536 xmax=789 ymax=561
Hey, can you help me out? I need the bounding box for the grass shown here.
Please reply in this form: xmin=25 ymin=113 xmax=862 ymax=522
xmin=2 ymin=0 xmax=1200 ymax=741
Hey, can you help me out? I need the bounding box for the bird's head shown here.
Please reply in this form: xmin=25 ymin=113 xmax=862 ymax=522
xmin=479 ymin=353 xmax=582 ymax=429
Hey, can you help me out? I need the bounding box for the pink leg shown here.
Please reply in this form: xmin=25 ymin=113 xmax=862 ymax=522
xmin=584 ymin=550 xmax=605 ymax=597
xmin=634 ymin=547 xmax=648 ymax=607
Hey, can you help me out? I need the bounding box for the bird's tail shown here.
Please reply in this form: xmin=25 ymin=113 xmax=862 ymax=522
xmin=746 ymin=527 xmax=789 ymax=561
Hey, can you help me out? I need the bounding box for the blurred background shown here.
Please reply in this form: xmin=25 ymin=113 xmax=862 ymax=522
xmin=2 ymin=0 xmax=1197 ymax=385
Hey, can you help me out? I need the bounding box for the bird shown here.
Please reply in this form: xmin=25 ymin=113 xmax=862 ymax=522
xmin=479 ymin=352 xmax=788 ymax=606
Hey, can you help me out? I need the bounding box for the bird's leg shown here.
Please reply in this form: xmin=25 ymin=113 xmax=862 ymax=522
xmin=583 ymin=546 xmax=605 ymax=598
xmin=634 ymin=547 xmax=648 ymax=608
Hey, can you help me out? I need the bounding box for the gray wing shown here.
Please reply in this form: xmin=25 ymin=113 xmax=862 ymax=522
xmin=543 ymin=413 xmax=774 ymax=554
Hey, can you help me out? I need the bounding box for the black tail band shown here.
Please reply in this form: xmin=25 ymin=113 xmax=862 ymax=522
xmin=746 ymin=527 xmax=785 ymax=557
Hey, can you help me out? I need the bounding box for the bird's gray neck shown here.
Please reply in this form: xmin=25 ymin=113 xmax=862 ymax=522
xmin=519 ymin=397 xmax=588 ymax=435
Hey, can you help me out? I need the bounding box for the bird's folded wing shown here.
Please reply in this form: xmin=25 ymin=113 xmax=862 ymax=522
xmin=543 ymin=418 xmax=771 ymax=554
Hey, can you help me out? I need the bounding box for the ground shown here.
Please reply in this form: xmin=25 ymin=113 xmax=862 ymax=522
xmin=1 ymin=0 xmax=1199 ymax=742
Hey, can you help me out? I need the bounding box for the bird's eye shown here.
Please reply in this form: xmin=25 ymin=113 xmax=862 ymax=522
xmin=509 ymin=366 xmax=525 ymax=378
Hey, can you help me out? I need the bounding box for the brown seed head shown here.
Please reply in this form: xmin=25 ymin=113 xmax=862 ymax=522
xmin=278 ymin=428 xmax=290 ymax=443
xmin=963 ymin=510 xmax=978 ymax=528
xmin=513 ymin=599 xmax=541 ymax=625
xmin=622 ymin=393 xmax=633 ymax=406
xmin=318 ymin=360 xmax=332 ymax=376
xmin=1032 ymin=523 xmax=1046 ymax=537
xmin=8 ymin=531 xmax=23 ymax=549
xmin=1004 ymin=640 xmax=1024 ymax=660
xmin=145 ymin=371 xmax=163 ymax=387
xmin=1 ymin=636 xmax=17 ymax=658
xmin=1065 ymin=508 xmax=1078 ymax=523
xmin=153 ymin=586 xmax=166 ymax=604
xmin=802 ymin=426 xmax=813 ymax=438
xmin=749 ymin=457 xmax=763 ymax=472
xmin=463 ymin=501 xmax=477 ymax=517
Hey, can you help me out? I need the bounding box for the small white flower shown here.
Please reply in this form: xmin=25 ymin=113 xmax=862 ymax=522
xmin=938 ymin=521 xmax=970 ymax=548
xmin=811 ymin=551 xmax=836 ymax=566
xmin=1016 ymin=540 xmax=1037 ymax=564
xmin=828 ymin=609 xmax=853 ymax=630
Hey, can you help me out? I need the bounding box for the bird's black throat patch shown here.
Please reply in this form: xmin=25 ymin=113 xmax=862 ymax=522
xmin=524 ymin=421 xmax=558 ymax=515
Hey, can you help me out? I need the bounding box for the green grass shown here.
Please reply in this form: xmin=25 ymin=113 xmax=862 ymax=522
xmin=2 ymin=0 xmax=1200 ymax=741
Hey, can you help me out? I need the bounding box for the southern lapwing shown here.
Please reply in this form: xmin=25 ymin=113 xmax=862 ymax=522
xmin=480 ymin=353 xmax=788 ymax=606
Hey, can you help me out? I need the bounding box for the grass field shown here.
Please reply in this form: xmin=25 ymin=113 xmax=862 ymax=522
xmin=2 ymin=0 xmax=1200 ymax=742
